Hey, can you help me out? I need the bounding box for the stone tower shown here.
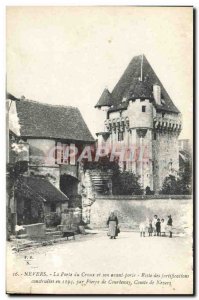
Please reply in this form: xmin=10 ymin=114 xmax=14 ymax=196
xmin=94 ymin=55 xmax=182 ymax=193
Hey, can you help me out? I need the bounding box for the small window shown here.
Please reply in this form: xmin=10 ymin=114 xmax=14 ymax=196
xmin=154 ymin=132 xmax=157 ymax=140
xmin=142 ymin=106 xmax=146 ymax=112
xmin=118 ymin=132 xmax=124 ymax=141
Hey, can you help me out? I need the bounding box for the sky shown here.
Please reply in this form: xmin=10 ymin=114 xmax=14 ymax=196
xmin=7 ymin=6 xmax=193 ymax=139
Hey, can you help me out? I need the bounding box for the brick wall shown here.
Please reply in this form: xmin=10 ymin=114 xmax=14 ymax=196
xmin=90 ymin=196 xmax=192 ymax=234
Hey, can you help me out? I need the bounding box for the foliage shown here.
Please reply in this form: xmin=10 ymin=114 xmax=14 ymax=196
xmin=145 ymin=186 xmax=155 ymax=195
xmin=83 ymin=155 xmax=143 ymax=195
xmin=82 ymin=155 xmax=119 ymax=172
xmin=160 ymin=175 xmax=180 ymax=195
xmin=112 ymin=171 xmax=143 ymax=195
xmin=160 ymin=161 xmax=192 ymax=195
xmin=178 ymin=160 xmax=192 ymax=195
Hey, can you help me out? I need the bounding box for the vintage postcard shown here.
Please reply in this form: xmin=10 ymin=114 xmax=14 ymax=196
xmin=6 ymin=6 xmax=194 ymax=295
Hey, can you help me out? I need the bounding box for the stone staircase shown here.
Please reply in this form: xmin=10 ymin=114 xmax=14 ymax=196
xmin=45 ymin=227 xmax=63 ymax=238
xmin=10 ymin=227 xmax=64 ymax=251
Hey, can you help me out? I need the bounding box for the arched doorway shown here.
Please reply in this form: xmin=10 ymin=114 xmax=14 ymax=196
xmin=60 ymin=174 xmax=81 ymax=208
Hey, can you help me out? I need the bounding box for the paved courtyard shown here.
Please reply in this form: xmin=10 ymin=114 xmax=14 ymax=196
xmin=7 ymin=231 xmax=193 ymax=294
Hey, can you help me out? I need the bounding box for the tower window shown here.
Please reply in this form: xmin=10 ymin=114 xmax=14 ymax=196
xmin=142 ymin=106 xmax=146 ymax=112
xmin=154 ymin=132 xmax=157 ymax=140
xmin=118 ymin=132 xmax=124 ymax=141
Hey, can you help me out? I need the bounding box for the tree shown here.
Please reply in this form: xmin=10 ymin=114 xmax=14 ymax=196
xmin=145 ymin=186 xmax=154 ymax=195
xmin=160 ymin=161 xmax=192 ymax=195
xmin=112 ymin=171 xmax=143 ymax=195
xmin=82 ymin=155 xmax=119 ymax=172
xmin=160 ymin=175 xmax=179 ymax=195
xmin=83 ymin=156 xmax=143 ymax=195
xmin=178 ymin=160 xmax=192 ymax=195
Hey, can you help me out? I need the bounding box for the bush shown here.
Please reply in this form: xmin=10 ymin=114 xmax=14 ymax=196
xmin=112 ymin=171 xmax=143 ymax=195
xmin=145 ymin=186 xmax=154 ymax=195
xmin=160 ymin=165 xmax=192 ymax=195
xmin=160 ymin=175 xmax=179 ymax=195
xmin=178 ymin=161 xmax=192 ymax=195
xmin=82 ymin=155 xmax=119 ymax=172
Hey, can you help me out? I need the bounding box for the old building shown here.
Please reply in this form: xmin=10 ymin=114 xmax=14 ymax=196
xmin=95 ymin=55 xmax=182 ymax=193
xmin=8 ymin=97 xmax=94 ymax=229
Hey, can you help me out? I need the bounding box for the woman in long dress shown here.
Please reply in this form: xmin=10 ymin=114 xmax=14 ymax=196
xmin=107 ymin=212 xmax=119 ymax=239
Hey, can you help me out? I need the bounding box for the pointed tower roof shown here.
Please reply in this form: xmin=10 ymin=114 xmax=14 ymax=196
xmin=95 ymin=88 xmax=113 ymax=108
xmin=110 ymin=55 xmax=180 ymax=113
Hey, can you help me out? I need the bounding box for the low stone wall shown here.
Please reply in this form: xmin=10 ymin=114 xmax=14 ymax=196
xmin=90 ymin=196 xmax=192 ymax=234
xmin=24 ymin=223 xmax=46 ymax=237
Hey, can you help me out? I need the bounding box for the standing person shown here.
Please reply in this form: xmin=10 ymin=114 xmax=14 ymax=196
xmin=161 ymin=219 xmax=166 ymax=236
xmin=139 ymin=221 xmax=146 ymax=237
xmin=148 ymin=219 xmax=153 ymax=237
xmin=152 ymin=215 xmax=158 ymax=236
xmin=107 ymin=212 xmax=118 ymax=239
xmin=156 ymin=218 xmax=161 ymax=236
xmin=167 ymin=215 xmax=173 ymax=238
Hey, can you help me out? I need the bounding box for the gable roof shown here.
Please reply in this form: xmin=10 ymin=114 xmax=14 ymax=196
xmin=15 ymin=99 xmax=94 ymax=143
xmin=16 ymin=175 xmax=69 ymax=203
xmin=102 ymin=55 xmax=180 ymax=114
xmin=95 ymin=88 xmax=113 ymax=108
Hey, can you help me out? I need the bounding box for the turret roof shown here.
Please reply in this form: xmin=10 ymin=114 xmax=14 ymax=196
xmin=95 ymin=88 xmax=113 ymax=108
xmin=96 ymin=55 xmax=180 ymax=114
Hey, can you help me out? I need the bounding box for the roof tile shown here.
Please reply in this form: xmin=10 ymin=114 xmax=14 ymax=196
xmin=102 ymin=55 xmax=180 ymax=114
xmin=16 ymin=100 xmax=94 ymax=142
xmin=95 ymin=88 xmax=113 ymax=108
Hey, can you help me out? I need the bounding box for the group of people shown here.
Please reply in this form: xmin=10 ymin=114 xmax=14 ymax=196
xmin=106 ymin=212 xmax=173 ymax=239
xmin=139 ymin=215 xmax=173 ymax=238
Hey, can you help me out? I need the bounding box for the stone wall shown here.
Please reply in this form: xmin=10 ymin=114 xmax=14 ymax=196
xmin=28 ymin=139 xmax=56 ymax=165
xmin=127 ymin=99 xmax=154 ymax=129
xmin=153 ymin=130 xmax=179 ymax=192
xmin=79 ymin=169 xmax=96 ymax=224
xmin=90 ymin=196 xmax=192 ymax=234
xmin=24 ymin=223 xmax=46 ymax=237
xmin=98 ymin=100 xmax=181 ymax=194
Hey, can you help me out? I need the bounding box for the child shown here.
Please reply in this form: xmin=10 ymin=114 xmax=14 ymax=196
xmin=161 ymin=219 xmax=166 ymax=236
xmin=139 ymin=222 xmax=146 ymax=237
xmin=148 ymin=220 xmax=153 ymax=237
xmin=156 ymin=218 xmax=161 ymax=236
xmin=152 ymin=215 xmax=158 ymax=236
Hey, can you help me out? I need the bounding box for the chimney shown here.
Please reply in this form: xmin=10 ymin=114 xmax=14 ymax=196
xmin=153 ymin=84 xmax=161 ymax=105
